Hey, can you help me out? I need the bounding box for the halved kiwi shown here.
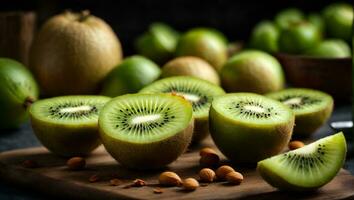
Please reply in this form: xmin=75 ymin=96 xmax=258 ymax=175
xmin=257 ymin=132 xmax=347 ymax=191
xmin=139 ymin=76 xmax=225 ymax=143
xmin=30 ymin=95 xmax=111 ymax=157
xmin=267 ymin=88 xmax=333 ymax=138
xmin=99 ymin=93 xmax=194 ymax=170
xmin=210 ymin=93 xmax=295 ymax=163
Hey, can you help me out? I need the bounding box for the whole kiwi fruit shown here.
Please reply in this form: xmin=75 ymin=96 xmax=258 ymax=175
xmin=29 ymin=10 xmax=122 ymax=96
xmin=0 ymin=58 xmax=39 ymax=129
xmin=175 ymin=28 xmax=228 ymax=71
xmin=220 ymin=50 xmax=285 ymax=94
xmin=161 ymin=56 xmax=220 ymax=85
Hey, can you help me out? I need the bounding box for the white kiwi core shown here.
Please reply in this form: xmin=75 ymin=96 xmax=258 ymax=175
xmin=59 ymin=105 xmax=92 ymax=114
xmin=131 ymin=114 xmax=161 ymax=125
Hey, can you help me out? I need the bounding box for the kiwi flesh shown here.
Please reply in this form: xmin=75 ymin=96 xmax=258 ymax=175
xmin=99 ymin=94 xmax=193 ymax=169
xmin=139 ymin=76 xmax=225 ymax=143
xmin=267 ymin=88 xmax=333 ymax=138
xmin=209 ymin=93 xmax=295 ymax=163
xmin=257 ymin=132 xmax=347 ymax=191
xmin=30 ymin=95 xmax=111 ymax=157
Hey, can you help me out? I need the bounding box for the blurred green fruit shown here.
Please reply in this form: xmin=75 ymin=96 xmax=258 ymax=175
xmin=323 ymin=3 xmax=353 ymax=41
xmin=308 ymin=13 xmax=325 ymax=33
xmin=220 ymin=50 xmax=285 ymax=94
xmin=0 ymin=58 xmax=39 ymax=129
xmin=175 ymin=28 xmax=228 ymax=71
xmin=249 ymin=21 xmax=279 ymax=53
xmin=279 ymin=22 xmax=322 ymax=54
xmin=275 ymin=8 xmax=305 ymax=30
xmin=306 ymin=39 xmax=351 ymax=58
xmin=135 ymin=23 xmax=180 ymax=64
xmin=101 ymin=56 xmax=161 ymax=97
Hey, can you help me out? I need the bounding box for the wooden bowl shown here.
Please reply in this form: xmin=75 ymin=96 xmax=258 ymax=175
xmin=275 ymin=53 xmax=352 ymax=102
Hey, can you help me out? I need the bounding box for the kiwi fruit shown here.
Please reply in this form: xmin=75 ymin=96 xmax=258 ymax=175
xmin=99 ymin=93 xmax=194 ymax=169
xmin=161 ymin=56 xmax=220 ymax=85
xmin=306 ymin=39 xmax=351 ymax=58
xmin=275 ymin=8 xmax=305 ymax=30
xmin=135 ymin=23 xmax=180 ymax=64
xmin=220 ymin=50 xmax=285 ymax=94
xmin=249 ymin=20 xmax=279 ymax=53
xmin=257 ymin=132 xmax=347 ymax=191
xmin=209 ymin=93 xmax=295 ymax=163
xmin=0 ymin=58 xmax=39 ymax=129
xmin=139 ymin=76 xmax=225 ymax=143
xmin=278 ymin=22 xmax=322 ymax=54
xmin=175 ymin=28 xmax=228 ymax=71
xmin=29 ymin=95 xmax=111 ymax=157
xmin=323 ymin=3 xmax=353 ymax=41
xmin=267 ymin=88 xmax=334 ymax=138
xmin=101 ymin=55 xmax=161 ymax=97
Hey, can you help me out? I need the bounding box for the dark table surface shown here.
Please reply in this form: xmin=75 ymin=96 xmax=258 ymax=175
xmin=0 ymin=105 xmax=353 ymax=200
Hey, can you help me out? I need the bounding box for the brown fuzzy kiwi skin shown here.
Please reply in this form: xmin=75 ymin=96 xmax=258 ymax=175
xmin=99 ymin=119 xmax=194 ymax=170
xmin=209 ymin=106 xmax=294 ymax=163
xmin=30 ymin=116 xmax=101 ymax=157
xmin=293 ymin=101 xmax=333 ymax=138
xmin=162 ymin=56 xmax=220 ymax=85
xmin=192 ymin=116 xmax=209 ymax=144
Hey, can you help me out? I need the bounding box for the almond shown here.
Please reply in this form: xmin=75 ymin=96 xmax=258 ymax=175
xmin=67 ymin=157 xmax=86 ymax=170
xmin=182 ymin=178 xmax=199 ymax=191
xmin=199 ymin=168 xmax=216 ymax=183
xmin=109 ymin=178 xmax=122 ymax=186
xmin=216 ymin=165 xmax=235 ymax=180
xmin=199 ymin=153 xmax=220 ymax=167
xmin=288 ymin=140 xmax=305 ymax=150
xmin=159 ymin=171 xmax=182 ymax=186
xmin=132 ymin=179 xmax=146 ymax=187
xmin=226 ymin=171 xmax=243 ymax=185
xmin=199 ymin=147 xmax=218 ymax=157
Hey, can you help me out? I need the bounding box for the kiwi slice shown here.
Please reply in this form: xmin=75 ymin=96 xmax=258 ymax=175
xmin=257 ymin=132 xmax=347 ymax=191
xmin=30 ymin=95 xmax=111 ymax=157
xmin=99 ymin=94 xmax=193 ymax=169
xmin=139 ymin=76 xmax=225 ymax=143
xmin=267 ymin=88 xmax=333 ymax=138
xmin=210 ymin=93 xmax=295 ymax=163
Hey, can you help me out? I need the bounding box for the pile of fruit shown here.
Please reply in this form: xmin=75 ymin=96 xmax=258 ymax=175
xmin=0 ymin=3 xmax=351 ymax=193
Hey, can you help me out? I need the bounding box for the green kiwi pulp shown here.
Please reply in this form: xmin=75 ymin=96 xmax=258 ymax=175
xmin=99 ymin=94 xmax=193 ymax=169
xmin=210 ymin=93 xmax=294 ymax=163
xmin=257 ymin=132 xmax=347 ymax=191
xmin=267 ymin=88 xmax=333 ymax=138
xmin=30 ymin=95 xmax=111 ymax=157
xmin=139 ymin=76 xmax=225 ymax=143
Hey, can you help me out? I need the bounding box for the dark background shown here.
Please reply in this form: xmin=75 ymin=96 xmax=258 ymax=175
xmin=1 ymin=0 xmax=353 ymax=55
xmin=0 ymin=0 xmax=353 ymax=199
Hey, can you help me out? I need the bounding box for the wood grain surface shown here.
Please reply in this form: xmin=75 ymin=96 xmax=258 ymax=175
xmin=0 ymin=139 xmax=353 ymax=200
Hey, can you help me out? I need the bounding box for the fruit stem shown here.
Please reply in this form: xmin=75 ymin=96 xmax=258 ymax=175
xmin=78 ymin=10 xmax=90 ymax=22
xmin=23 ymin=96 xmax=35 ymax=108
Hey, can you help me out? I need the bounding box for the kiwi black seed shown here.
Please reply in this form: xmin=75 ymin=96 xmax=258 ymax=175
xmin=209 ymin=93 xmax=295 ymax=163
xmin=139 ymin=76 xmax=225 ymax=143
xmin=267 ymin=88 xmax=333 ymax=138
xmin=29 ymin=95 xmax=111 ymax=157
xmin=257 ymin=132 xmax=347 ymax=191
xmin=99 ymin=93 xmax=194 ymax=169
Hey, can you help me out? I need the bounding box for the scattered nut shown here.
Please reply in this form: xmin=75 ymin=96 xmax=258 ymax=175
xmin=288 ymin=140 xmax=305 ymax=150
xmin=132 ymin=179 xmax=146 ymax=187
xmin=199 ymin=168 xmax=216 ymax=183
xmin=89 ymin=174 xmax=100 ymax=183
xmin=216 ymin=165 xmax=235 ymax=180
xmin=153 ymin=187 xmax=163 ymax=194
xmin=226 ymin=171 xmax=243 ymax=185
xmin=199 ymin=147 xmax=217 ymax=157
xmin=182 ymin=178 xmax=199 ymax=191
xmin=67 ymin=157 xmax=86 ymax=170
xmin=109 ymin=178 xmax=122 ymax=186
xmin=159 ymin=171 xmax=182 ymax=186
xmin=22 ymin=160 xmax=38 ymax=168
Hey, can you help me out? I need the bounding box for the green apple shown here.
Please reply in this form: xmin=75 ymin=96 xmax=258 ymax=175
xmin=249 ymin=21 xmax=279 ymax=53
xmin=275 ymin=8 xmax=305 ymax=30
xmin=306 ymin=39 xmax=351 ymax=58
xmin=323 ymin=3 xmax=353 ymax=41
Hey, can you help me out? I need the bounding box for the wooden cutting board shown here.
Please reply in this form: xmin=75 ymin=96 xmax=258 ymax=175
xmin=0 ymin=138 xmax=353 ymax=200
